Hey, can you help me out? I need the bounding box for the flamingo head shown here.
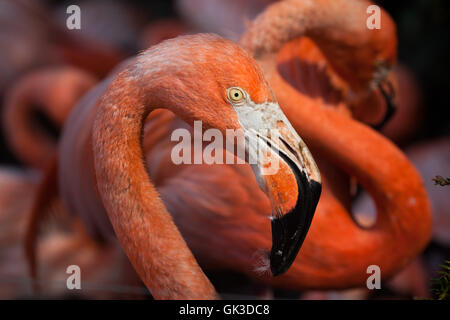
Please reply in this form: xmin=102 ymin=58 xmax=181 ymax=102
xmin=327 ymin=8 xmax=398 ymax=129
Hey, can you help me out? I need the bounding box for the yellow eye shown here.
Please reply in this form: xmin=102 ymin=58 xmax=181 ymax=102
xmin=228 ymin=87 xmax=245 ymax=103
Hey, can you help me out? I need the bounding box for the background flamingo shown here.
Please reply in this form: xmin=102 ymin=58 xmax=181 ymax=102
xmin=2 ymin=67 xmax=97 ymax=169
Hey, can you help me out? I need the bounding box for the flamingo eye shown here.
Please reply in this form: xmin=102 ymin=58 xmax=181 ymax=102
xmin=227 ymin=87 xmax=245 ymax=104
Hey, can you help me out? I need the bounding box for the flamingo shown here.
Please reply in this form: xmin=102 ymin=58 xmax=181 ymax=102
xmin=233 ymin=0 xmax=431 ymax=288
xmin=29 ymin=34 xmax=321 ymax=299
xmin=23 ymin=0 xmax=431 ymax=298
xmin=2 ymin=67 xmax=97 ymax=170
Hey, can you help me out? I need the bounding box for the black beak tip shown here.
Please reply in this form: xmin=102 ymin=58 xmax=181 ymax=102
xmin=269 ymin=175 xmax=321 ymax=277
xmin=270 ymin=263 xmax=283 ymax=277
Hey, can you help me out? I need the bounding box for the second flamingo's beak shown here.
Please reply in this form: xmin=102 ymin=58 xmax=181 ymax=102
xmin=373 ymin=79 xmax=397 ymax=130
xmin=231 ymin=99 xmax=322 ymax=276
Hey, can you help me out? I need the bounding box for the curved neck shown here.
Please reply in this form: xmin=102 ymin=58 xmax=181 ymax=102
xmin=92 ymin=69 xmax=217 ymax=299
xmin=240 ymin=0 xmax=318 ymax=58
xmin=240 ymin=0 xmax=389 ymax=88
xmin=3 ymin=76 xmax=58 ymax=169
xmin=3 ymin=69 xmax=96 ymax=169
xmin=269 ymin=69 xmax=431 ymax=281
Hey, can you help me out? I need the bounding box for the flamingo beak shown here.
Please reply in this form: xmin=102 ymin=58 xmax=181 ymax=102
xmin=231 ymin=99 xmax=321 ymax=276
xmin=255 ymin=127 xmax=321 ymax=276
xmin=233 ymin=99 xmax=322 ymax=276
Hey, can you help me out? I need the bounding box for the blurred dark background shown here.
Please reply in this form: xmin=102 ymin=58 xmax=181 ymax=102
xmin=378 ymin=0 xmax=450 ymax=139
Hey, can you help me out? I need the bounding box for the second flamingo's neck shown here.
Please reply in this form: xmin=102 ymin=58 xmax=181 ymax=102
xmin=240 ymin=0 xmax=396 ymax=89
xmin=270 ymin=69 xmax=432 ymax=283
